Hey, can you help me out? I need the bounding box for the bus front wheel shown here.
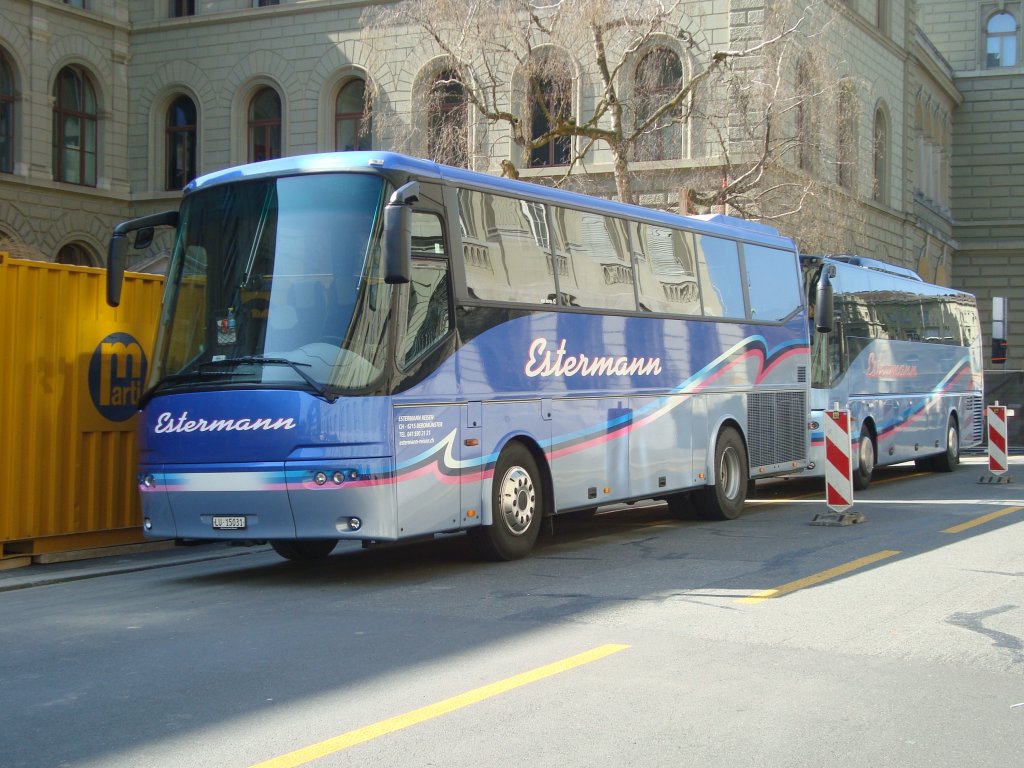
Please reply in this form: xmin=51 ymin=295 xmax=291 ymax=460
xmin=471 ymin=443 xmax=544 ymax=561
xmin=695 ymin=427 xmax=748 ymax=520
xmin=270 ymin=539 xmax=337 ymax=561
xmin=853 ymin=428 xmax=876 ymax=491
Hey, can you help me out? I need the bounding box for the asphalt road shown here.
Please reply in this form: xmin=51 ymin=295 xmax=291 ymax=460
xmin=1 ymin=454 xmax=1022 ymax=767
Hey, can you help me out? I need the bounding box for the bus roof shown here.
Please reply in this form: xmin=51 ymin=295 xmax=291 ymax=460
xmin=186 ymin=151 xmax=796 ymax=250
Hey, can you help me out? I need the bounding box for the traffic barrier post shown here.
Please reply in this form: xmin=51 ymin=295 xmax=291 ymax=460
xmin=811 ymin=406 xmax=866 ymax=526
xmin=980 ymin=403 xmax=1014 ymax=484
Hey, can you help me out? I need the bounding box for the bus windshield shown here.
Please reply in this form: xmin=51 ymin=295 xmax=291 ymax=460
xmin=150 ymin=172 xmax=390 ymax=399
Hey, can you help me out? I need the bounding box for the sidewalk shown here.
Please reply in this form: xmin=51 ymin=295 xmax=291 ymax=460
xmin=0 ymin=541 xmax=271 ymax=593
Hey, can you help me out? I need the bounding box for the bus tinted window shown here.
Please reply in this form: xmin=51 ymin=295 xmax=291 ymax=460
xmin=551 ymin=209 xmax=635 ymax=310
xmin=400 ymin=256 xmax=452 ymax=367
xmin=460 ymin=189 xmax=557 ymax=304
xmin=633 ymin=223 xmax=700 ymax=315
xmin=744 ymin=244 xmax=801 ymax=321
xmin=696 ymin=235 xmax=744 ymax=318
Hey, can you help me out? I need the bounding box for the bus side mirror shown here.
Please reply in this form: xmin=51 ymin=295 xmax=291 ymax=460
xmin=814 ymin=268 xmax=834 ymax=334
xmin=383 ymin=181 xmax=419 ymax=285
xmin=106 ymin=210 xmax=179 ymax=307
xmin=107 ymin=234 xmax=128 ymax=307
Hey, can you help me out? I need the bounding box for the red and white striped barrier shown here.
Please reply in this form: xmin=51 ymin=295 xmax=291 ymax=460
xmin=987 ymin=405 xmax=1008 ymax=476
xmin=824 ymin=409 xmax=854 ymax=513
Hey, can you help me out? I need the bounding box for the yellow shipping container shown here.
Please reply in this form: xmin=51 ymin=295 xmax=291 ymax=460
xmin=0 ymin=253 xmax=164 ymax=559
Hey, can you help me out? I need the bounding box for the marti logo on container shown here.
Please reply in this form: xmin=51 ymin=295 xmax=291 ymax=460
xmin=88 ymin=332 xmax=147 ymax=422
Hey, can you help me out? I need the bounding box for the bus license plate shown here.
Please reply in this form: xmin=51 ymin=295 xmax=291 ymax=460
xmin=212 ymin=516 xmax=247 ymax=530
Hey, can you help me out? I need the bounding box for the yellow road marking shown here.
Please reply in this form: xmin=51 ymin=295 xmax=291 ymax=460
xmin=737 ymin=550 xmax=901 ymax=604
xmin=942 ymin=505 xmax=1023 ymax=534
xmin=248 ymin=643 xmax=630 ymax=768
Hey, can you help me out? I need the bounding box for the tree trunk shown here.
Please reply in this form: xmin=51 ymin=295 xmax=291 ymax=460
xmin=612 ymin=148 xmax=632 ymax=204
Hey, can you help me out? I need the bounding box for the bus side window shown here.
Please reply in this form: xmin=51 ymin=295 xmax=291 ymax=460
xmin=695 ymin=235 xmax=744 ymax=318
xmin=744 ymin=244 xmax=801 ymax=321
xmin=459 ymin=189 xmax=556 ymax=305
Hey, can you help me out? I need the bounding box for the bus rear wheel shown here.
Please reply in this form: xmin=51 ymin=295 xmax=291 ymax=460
xmin=470 ymin=442 xmax=544 ymax=561
xmin=270 ymin=539 xmax=337 ymax=561
xmin=930 ymin=416 xmax=960 ymax=473
xmin=695 ymin=427 xmax=748 ymax=521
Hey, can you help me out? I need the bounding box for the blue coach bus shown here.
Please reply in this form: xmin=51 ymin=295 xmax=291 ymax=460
xmin=802 ymin=255 xmax=984 ymax=489
xmin=107 ymin=152 xmax=815 ymax=561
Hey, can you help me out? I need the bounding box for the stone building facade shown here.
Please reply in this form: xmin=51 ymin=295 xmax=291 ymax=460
xmin=0 ymin=0 xmax=1021 ymax=365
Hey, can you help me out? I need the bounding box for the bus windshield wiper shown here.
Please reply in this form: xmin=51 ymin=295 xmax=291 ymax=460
xmin=199 ymin=356 xmax=339 ymax=403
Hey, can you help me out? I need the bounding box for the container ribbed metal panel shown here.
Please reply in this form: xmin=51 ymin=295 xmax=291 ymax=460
xmin=747 ymin=391 xmax=808 ymax=467
xmin=0 ymin=254 xmax=163 ymax=555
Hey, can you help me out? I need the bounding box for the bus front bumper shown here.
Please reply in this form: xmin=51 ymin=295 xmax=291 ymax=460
xmin=138 ymin=460 xmax=397 ymax=541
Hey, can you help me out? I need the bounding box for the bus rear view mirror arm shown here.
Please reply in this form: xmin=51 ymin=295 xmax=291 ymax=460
xmin=383 ymin=181 xmax=419 ymax=285
xmin=106 ymin=210 xmax=179 ymax=307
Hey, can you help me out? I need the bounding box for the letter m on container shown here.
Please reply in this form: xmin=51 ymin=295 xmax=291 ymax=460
xmin=89 ymin=332 xmax=148 ymax=422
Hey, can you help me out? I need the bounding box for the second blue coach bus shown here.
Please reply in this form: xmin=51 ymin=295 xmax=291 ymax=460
xmin=803 ymin=255 xmax=984 ymax=489
xmin=108 ymin=152 xmax=816 ymax=561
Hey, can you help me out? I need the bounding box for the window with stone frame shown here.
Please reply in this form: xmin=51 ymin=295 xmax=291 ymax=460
xmin=0 ymin=51 xmax=14 ymax=175
xmin=634 ymin=46 xmax=684 ymax=162
xmin=52 ymin=65 xmax=98 ymax=186
xmin=528 ymin=72 xmax=571 ymax=168
xmin=985 ymin=10 xmax=1019 ymax=68
xmin=872 ymin=107 xmax=889 ymax=204
xmin=248 ymin=87 xmax=281 ymax=162
xmin=335 ymin=79 xmax=371 ymax=151
xmin=170 ymin=0 xmax=194 ymax=17
xmin=166 ymin=95 xmax=197 ymax=190
xmin=427 ymin=70 xmax=468 ymax=167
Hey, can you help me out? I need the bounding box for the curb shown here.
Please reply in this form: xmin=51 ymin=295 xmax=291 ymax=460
xmin=0 ymin=542 xmax=272 ymax=593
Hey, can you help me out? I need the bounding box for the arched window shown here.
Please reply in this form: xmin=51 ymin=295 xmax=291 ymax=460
xmin=427 ymin=70 xmax=468 ymax=167
xmin=248 ymin=87 xmax=281 ymax=162
xmin=166 ymin=95 xmax=197 ymax=190
xmin=335 ymin=79 xmax=371 ymax=151
xmin=52 ymin=66 xmax=98 ymax=186
xmin=986 ymin=12 xmax=1018 ymax=68
xmin=836 ymin=84 xmax=857 ymax=190
xmin=634 ymin=46 xmax=683 ymax=162
xmin=529 ymin=74 xmax=571 ymax=167
xmin=56 ymin=242 xmax=94 ymax=267
xmin=0 ymin=51 xmax=13 ymax=174
xmin=872 ymin=107 xmax=888 ymax=204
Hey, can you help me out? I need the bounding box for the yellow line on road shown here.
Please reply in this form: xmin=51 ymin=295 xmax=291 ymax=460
xmin=737 ymin=550 xmax=901 ymax=604
xmin=248 ymin=643 xmax=630 ymax=768
xmin=942 ymin=505 xmax=1023 ymax=534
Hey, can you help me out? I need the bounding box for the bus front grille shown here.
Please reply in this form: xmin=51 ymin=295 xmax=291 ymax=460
xmin=970 ymin=395 xmax=984 ymax=446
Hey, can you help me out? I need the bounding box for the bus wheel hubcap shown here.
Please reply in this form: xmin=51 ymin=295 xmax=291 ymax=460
xmin=498 ymin=466 xmax=535 ymax=536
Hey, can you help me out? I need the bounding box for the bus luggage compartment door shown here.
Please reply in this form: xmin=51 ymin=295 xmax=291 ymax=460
xmin=393 ymin=404 xmax=474 ymax=538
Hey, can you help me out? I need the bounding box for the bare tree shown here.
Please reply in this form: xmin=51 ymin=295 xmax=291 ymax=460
xmin=362 ymin=0 xmax=850 ymax=231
